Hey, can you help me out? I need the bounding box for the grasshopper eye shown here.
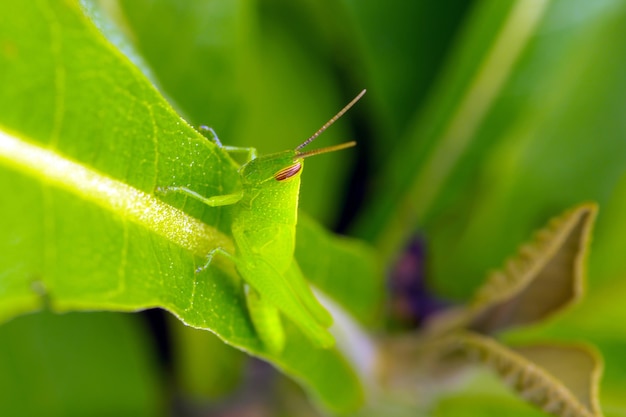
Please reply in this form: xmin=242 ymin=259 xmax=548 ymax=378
xmin=274 ymin=162 xmax=302 ymax=181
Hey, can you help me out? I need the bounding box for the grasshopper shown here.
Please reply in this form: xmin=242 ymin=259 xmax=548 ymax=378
xmin=159 ymin=90 xmax=365 ymax=353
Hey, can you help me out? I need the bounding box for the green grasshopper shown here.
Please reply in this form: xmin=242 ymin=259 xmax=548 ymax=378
xmin=159 ymin=90 xmax=366 ymax=353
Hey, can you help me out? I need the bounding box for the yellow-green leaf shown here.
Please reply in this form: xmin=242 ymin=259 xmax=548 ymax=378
xmin=0 ymin=1 xmax=368 ymax=412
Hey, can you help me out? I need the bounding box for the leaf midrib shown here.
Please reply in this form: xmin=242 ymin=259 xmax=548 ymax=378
xmin=0 ymin=127 xmax=232 ymax=258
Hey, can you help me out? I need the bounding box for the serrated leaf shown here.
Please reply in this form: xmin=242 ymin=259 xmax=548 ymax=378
xmin=449 ymin=331 xmax=603 ymax=417
xmin=423 ymin=204 xmax=597 ymax=339
xmin=468 ymin=203 xmax=597 ymax=334
xmin=434 ymin=393 xmax=553 ymax=417
xmin=393 ymin=204 xmax=603 ymax=415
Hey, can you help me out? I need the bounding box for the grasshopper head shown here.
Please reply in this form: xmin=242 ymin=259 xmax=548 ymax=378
xmin=241 ymin=150 xmax=302 ymax=185
xmin=241 ymin=142 xmax=356 ymax=185
xmin=240 ymin=89 xmax=365 ymax=186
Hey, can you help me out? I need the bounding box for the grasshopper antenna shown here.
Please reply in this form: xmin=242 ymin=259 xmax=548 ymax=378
xmin=297 ymin=141 xmax=356 ymax=159
xmin=295 ymin=89 xmax=366 ymax=151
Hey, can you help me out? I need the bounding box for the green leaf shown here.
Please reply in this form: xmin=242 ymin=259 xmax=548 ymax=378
xmin=0 ymin=1 xmax=366 ymax=412
xmin=296 ymin=213 xmax=384 ymax=326
xmin=417 ymin=0 xmax=626 ymax=300
xmin=339 ymin=0 xmax=473 ymax=164
xmin=449 ymin=331 xmax=603 ymax=417
xmin=0 ymin=311 xmax=162 ymax=417
xmin=353 ymin=0 xmax=541 ymax=258
xmin=108 ymin=0 xmax=249 ymax=131
xmin=0 ymin=0 xmax=240 ymax=324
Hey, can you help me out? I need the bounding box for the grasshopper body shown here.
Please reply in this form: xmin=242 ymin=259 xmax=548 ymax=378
xmin=161 ymin=90 xmax=365 ymax=352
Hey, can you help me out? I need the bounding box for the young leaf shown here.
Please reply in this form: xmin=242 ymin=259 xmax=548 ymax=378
xmin=448 ymin=331 xmax=603 ymax=417
xmin=468 ymin=203 xmax=597 ymax=334
xmin=383 ymin=204 xmax=604 ymax=416
xmin=424 ymin=203 xmax=597 ymax=339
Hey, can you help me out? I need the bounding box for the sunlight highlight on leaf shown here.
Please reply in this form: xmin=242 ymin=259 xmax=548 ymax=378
xmin=0 ymin=127 xmax=232 ymax=257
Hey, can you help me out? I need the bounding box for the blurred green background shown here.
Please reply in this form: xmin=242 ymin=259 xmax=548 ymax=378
xmin=3 ymin=0 xmax=626 ymax=415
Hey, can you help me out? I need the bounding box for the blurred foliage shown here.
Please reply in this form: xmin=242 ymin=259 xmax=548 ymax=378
xmin=0 ymin=312 xmax=162 ymax=417
xmin=3 ymin=0 xmax=626 ymax=415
